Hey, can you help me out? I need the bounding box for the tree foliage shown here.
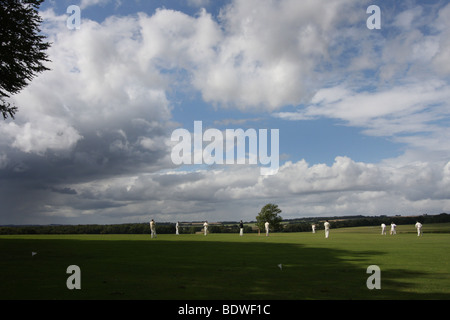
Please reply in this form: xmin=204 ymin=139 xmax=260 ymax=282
xmin=0 ymin=0 xmax=51 ymax=119
xmin=256 ymin=203 xmax=283 ymax=232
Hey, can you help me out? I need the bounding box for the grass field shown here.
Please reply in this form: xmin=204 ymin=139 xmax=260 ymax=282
xmin=1 ymin=223 xmax=449 ymax=300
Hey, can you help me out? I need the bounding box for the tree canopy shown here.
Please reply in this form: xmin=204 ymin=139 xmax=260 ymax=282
xmin=0 ymin=0 xmax=51 ymax=119
xmin=256 ymin=203 xmax=283 ymax=232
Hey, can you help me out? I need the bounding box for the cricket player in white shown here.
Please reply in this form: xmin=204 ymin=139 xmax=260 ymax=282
xmin=150 ymin=219 xmax=157 ymax=238
xmin=176 ymin=221 xmax=179 ymax=235
xmin=390 ymin=222 xmax=397 ymax=235
xmin=312 ymin=224 xmax=316 ymax=233
xmin=381 ymin=223 xmax=386 ymax=235
xmin=324 ymin=220 xmax=330 ymax=238
xmin=265 ymin=221 xmax=269 ymax=236
xmin=415 ymin=221 xmax=423 ymax=236
xmin=203 ymin=221 xmax=208 ymax=236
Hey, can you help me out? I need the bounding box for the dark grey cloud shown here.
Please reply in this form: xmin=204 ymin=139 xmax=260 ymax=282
xmin=50 ymin=186 xmax=78 ymax=195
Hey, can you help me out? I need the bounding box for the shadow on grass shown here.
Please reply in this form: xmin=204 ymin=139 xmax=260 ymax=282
xmin=0 ymin=238 xmax=448 ymax=300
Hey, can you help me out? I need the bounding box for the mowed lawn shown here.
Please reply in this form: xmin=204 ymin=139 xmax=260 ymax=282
xmin=0 ymin=224 xmax=449 ymax=300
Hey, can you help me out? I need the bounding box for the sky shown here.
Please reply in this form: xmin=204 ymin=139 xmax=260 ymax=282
xmin=1 ymin=0 xmax=450 ymax=225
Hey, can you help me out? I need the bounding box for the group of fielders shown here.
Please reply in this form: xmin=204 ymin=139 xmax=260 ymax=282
xmin=149 ymin=219 xmax=424 ymax=238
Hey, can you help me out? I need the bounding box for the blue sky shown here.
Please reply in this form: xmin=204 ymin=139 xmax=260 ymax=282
xmin=1 ymin=0 xmax=449 ymax=224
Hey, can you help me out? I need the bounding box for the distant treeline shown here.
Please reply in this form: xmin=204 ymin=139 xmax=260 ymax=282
xmin=1 ymin=213 xmax=449 ymax=235
xmin=282 ymin=213 xmax=450 ymax=232
xmin=0 ymin=222 xmax=253 ymax=235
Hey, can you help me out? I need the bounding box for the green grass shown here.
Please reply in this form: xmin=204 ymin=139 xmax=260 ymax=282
xmin=1 ymin=224 xmax=449 ymax=300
